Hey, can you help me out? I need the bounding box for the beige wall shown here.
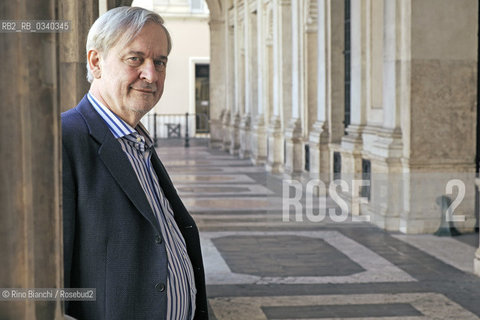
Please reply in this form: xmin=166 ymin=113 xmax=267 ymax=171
xmin=132 ymin=0 xmax=211 ymax=116
xmin=155 ymin=17 xmax=210 ymax=115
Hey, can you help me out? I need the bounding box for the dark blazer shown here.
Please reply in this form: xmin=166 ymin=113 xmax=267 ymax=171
xmin=62 ymin=96 xmax=208 ymax=320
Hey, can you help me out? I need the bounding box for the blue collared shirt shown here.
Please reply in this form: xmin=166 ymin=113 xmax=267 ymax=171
xmin=87 ymin=92 xmax=196 ymax=320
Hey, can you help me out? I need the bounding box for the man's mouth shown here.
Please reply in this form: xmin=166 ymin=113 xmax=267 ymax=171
xmin=131 ymin=87 xmax=156 ymax=94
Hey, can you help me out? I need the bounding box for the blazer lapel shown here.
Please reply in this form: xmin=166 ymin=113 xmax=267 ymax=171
xmin=75 ymin=96 xmax=160 ymax=233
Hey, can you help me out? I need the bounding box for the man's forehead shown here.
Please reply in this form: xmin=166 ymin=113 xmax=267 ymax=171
xmin=114 ymin=23 xmax=167 ymax=51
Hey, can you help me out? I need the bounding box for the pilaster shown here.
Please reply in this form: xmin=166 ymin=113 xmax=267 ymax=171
xmin=208 ymin=18 xmax=227 ymax=148
xmin=266 ymin=115 xmax=284 ymax=173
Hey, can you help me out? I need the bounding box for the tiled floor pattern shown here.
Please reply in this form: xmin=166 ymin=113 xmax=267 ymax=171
xmin=156 ymin=142 xmax=480 ymax=320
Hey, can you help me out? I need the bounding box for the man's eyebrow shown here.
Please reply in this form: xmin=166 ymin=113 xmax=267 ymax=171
xmin=126 ymin=51 xmax=168 ymax=60
xmin=126 ymin=50 xmax=145 ymax=56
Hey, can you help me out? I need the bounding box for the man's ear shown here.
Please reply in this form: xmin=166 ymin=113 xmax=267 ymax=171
xmin=87 ymin=49 xmax=102 ymax=79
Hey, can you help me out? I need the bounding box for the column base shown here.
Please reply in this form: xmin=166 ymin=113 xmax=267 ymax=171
xmin=229 ymin=112 xmax=241 ymax=156
xmin=284 ymin=117 xmax=304 ymax=179
xmin=209 ymin=118 xmax=224 ymax=149
xmin=308 ymin=120 xmax=331 ymax=185
xmin=266 ymin=115 xmax=284 ymax=173
xmin=251 ymin=114 xmax=267 ymax=165
xmin=365 ymin=127 xmax=476 ymax=234
xmin=239 ymin=113 xmax=252 ymax=159
xmin=222 ymin=109 xmax=231 ymax=151
xmin=339 ymin=124 xmax=365 ymax=176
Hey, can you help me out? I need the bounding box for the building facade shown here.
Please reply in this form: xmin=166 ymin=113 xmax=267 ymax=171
xmin=205 ymin=0 xmax=479 ymax=238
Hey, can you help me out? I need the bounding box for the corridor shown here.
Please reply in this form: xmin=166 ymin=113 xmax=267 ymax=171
xmin=157 ymin=141 xmax=480 ymax=320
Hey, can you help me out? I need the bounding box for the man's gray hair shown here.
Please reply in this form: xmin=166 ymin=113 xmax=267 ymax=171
xmin=86 ymin=6 xmax=172 ymax=83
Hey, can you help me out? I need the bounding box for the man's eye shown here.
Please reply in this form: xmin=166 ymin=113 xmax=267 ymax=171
xmin=155 ymin=60 xmax=166 ymax=67
xmin=127 ymin=57 xmax=141 ymax=65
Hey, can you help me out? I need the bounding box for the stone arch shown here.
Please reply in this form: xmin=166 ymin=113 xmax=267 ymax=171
xmin=204 ymin=0 xmax=223 ymax=21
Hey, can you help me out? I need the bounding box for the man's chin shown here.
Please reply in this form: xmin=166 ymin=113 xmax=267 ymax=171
xmin=129 ymin=101 xmax=155 ymax=115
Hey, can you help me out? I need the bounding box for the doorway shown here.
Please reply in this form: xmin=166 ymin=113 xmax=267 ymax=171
xmin=195 ymin=63 xmax=210 ymax=134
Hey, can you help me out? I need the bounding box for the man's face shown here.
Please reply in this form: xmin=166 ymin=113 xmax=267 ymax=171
xmin=92 ymin=22 xmax=168 ymax=124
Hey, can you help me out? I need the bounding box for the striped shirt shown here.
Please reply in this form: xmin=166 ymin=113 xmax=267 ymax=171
xmin=87 ymin=93 xmax=196 ymax=320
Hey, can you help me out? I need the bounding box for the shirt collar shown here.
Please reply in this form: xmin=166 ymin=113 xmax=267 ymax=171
xmin=87 ymin=92 xmax=154 ymax=148
xmin=88 ymin=92 xmax=136 ymax=139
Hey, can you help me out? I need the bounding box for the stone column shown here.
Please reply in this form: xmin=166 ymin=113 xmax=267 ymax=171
xmin=266 ymin=0 xmax=292 ymax=173
xmin=0 ymin=1 xmax=63 ymax=319
xmin=304 ymin=0 xmax=318 ymax=139
xmin=229 ymin=1 xmax=243 ymax=156
xmin=309 ymin=0 xmax=330 ymax=184
xmin=251 ymin=0 xmax=269 ymax=165
xmin=363 ymin=0 xmax=403 ymax=230
xmin=328 ymin=0 xmax=346 ymax=144
xmin=239 ymin=0 xmax=256 ymax=159
xmin=223 ymin=19 xmax=235 ymax=151
xmin=208 ymin=18 xmax=227 ymax=149
xmin=284 ymin=0 xmax=304 ymax=178
xmin=401 ymin=0 xmax=476 ymax=233
xmin=359 ymin=0 xmax=477 ymax=234
xmin=59 ymin=0 xmax=98 ymax=112
xmin=340 ymin=0 xmax=367 ymax=178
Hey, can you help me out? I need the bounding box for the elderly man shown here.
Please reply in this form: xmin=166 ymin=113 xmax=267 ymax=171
xmin=62 ymin=7 xmax=207 ymax=320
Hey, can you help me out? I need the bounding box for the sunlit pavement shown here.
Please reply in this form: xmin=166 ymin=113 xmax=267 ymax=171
xmin=156 ymin=139 xmax=480 ymax=320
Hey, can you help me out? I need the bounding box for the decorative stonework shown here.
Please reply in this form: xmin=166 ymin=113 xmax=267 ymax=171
xmin=284 ymin=118 xmax=304 ymax=178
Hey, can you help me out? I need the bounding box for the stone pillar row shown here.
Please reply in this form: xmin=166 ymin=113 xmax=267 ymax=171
xmin=210 ymin=0 xmax=479 ymax=258
xmin=215 ymin=0 xmax=321 ymax=176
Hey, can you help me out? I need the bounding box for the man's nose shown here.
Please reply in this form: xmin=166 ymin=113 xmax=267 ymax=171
xmin=140 ymin=60 xmax=158 ymax=83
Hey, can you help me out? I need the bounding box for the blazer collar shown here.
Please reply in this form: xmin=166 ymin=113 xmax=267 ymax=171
xmin=74 ymin=95 xmax=161 ymax=233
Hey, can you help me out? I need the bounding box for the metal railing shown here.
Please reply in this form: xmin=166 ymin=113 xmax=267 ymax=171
xmin=143 ymin=112 xmax=209 ymax=147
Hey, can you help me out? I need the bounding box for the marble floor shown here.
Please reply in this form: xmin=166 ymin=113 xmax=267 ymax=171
xmin=156 ymin=140 xmax=480 ymax=320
